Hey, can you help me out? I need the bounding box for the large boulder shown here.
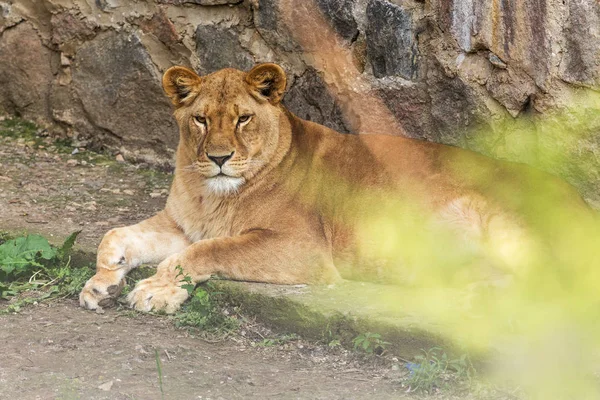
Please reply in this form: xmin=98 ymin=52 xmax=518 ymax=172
xmin=72 ymin=32 xmax=178 ymax=158
xmin=365 ymin=0 xmax=417 ymax=80
xmin=0 ymin=22 xmax=54 ymax=125
xmin=559 ymin=0 xmax=600 ymax=87
xmin=195 ymin=24 xmax=255 ymax=73
xmin=315 ymin=0 xmax=358 ymax=42
xmin=284 ymin=68 xmax=351 ymax=134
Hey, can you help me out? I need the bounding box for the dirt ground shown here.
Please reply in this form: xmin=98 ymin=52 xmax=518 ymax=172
xmin=0 ymin=300 xmax=414 ymax=400
xmin=0 ymin=128 xmax=171 ymax=250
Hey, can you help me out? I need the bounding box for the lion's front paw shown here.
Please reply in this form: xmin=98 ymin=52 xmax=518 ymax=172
xmin=79 ymin=270 xmax=125 ymax=310
xmin=126 ymin=274 xmax=189 ymax=314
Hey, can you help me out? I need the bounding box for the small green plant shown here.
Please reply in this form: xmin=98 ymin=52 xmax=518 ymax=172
xmin=255 ymin=334 xmax=299 ymax=347
xmin=0 ymin=231 xmax=91 ymax=312
xmin=404 ymin=347 xmax=475 ymax=393
xmin=352 ymin=332 xmax=390 ymax=355
xmin=174 ymin=285 xmax=239 ymax=333
xmin=257 ymin=338 xmax=278 ymax=347
xmin=175 ymin=265 xmax=196 ymax=295
xmin=0 ymin=118 xmax=38 ymax=139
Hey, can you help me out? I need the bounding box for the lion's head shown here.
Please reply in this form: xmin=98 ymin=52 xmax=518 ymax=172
xmin=163 ymin=63 xmax=288 ymax=196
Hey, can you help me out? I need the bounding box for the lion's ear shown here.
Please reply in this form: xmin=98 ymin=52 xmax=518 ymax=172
xmin=162 ymin=66 xmax=202 ymax=107
xmin=245 ymin=63 xmax=287 ymax=104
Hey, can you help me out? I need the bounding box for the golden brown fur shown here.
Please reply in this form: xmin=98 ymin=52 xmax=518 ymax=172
xmin=80 ymin=64 xmax=592 ymax=313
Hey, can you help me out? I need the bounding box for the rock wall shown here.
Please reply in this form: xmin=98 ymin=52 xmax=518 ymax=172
xmin=0 ymin=0 xmax=599 ymax=204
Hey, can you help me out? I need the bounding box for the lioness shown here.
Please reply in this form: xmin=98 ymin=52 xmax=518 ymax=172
xmin=80 ymin=63 xmax=592 ymax=313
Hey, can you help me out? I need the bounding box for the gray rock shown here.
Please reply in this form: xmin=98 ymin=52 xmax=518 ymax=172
xmin=254 ymin=0 xmax=301 ymax=53
xmin=94 ymin=0 xmax=119 ymax=12
xmin=315 ymin=0 xmax=358 ymax=42
xmin=559 ymin=0 xmax=600 ymax=88
xmin=195 ymin=0 xmax=243 ymax=4
xmin=72 ymin=32 xmax=178 ymax=155
xmin=284 ymin=68 xmax=352 ymax=134
xmin=426 ymin=59 xmax=481 ymax=146
xmin=139 ymin=9 xmax=180 ymax=47
xmin=365 ymin=0 xmax=417 ymax=79
xmin=438 ymin=0 xmax=557 ymax=88
xmin=486 ymin=68 xmax=537 ymax=117
xmin=51 ymin=11 xmax=98 ymax=45
xmin=0 ymin=22 xmax=53 ymax=124
xmin=0 ymin=2 xmax=23 ymax=34
xmin=158 ymin=0 xmax=243 ymax=4
xmin=377 ymin=84 xmax=434 ymax=140
xmin=488 ymin=53 xmax=507 ymax=69
xmin=195 ymin=25 xmax=254 ymax=73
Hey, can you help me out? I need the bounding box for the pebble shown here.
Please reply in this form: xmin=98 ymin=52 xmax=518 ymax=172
xmin=98 ymin=380 xmax=113 ymax=391
xmin=60 ymin=53 xmax=71 ymax=66
xmin=488 ymin=53 xmax=507 ymax=69
xmin=116 ymin=154 xmax=125 ymax=163
xmin=135 ymin=344 xmax=149 ymax=355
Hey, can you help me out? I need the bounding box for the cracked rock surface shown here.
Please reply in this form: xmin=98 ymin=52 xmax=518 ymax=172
xmin=0 ymin=0 xmax=598 ymax=203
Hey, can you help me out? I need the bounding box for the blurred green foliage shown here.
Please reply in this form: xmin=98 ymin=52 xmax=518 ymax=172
xmin=366 ymin=92 xmax=600 ymax=400
xmin=298 ymin=90 xmax=600 ymax=399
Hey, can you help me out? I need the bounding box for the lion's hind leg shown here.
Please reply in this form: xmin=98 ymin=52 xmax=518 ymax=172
xmin=435 ymin=195 xmax=533 ymax=287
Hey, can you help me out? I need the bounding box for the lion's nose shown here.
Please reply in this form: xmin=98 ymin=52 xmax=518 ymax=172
xmin=207 ymin=151 xmax=234 ymax=167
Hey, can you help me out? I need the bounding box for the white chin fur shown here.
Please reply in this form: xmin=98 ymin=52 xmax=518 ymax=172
xmin=205 ymin=176 xmax=245 ymax=196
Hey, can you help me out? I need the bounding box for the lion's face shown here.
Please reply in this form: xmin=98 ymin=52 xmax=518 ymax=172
xmin=163 ymin=64 xmax=288 ymax=196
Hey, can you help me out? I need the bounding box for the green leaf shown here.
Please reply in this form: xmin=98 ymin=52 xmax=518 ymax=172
xmin=182 ymin=283 xmax=195 ymax=295
xmin=0 ymin=234 xmax=56 ymax=278
xmin=1 ymin=261 xmax=15 ymax=275
xmin=0 ymin=237 xmax=26 ymax=261
xmin=58 ymin=231 xmax=81 ymax=260
xmin=20 ymin=235 xmax=56 ymax=260
xmin=0 ymin=235 xmax=57 ymax=280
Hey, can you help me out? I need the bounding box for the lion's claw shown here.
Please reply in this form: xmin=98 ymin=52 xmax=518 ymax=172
xmin=79 ymin=271 xmax=125 ymax=310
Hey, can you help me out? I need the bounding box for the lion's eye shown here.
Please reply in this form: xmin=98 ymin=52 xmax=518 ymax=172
xmin=237 ymin=115 xmax=252 ymax=124
xmin=193 ymin=115 xmax=206 ymax=126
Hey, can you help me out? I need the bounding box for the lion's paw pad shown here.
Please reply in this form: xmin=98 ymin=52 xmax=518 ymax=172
xmin=79 ymin=275 xmax=125 ymax=310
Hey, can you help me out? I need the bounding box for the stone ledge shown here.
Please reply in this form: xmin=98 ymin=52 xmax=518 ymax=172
xmin=210 ymin=280 xmax=455 ymax=358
